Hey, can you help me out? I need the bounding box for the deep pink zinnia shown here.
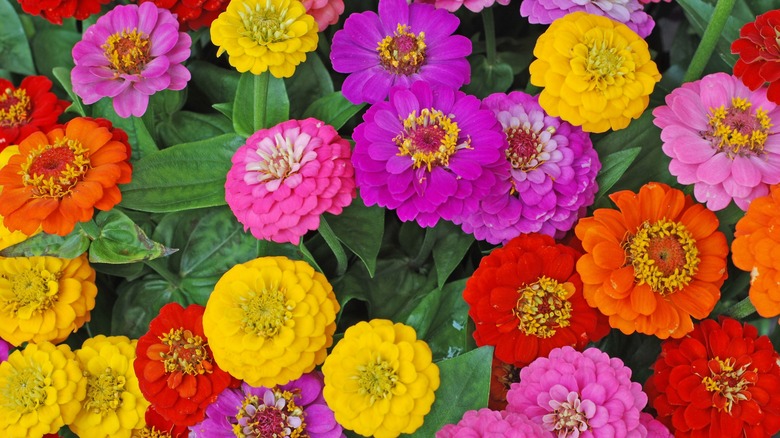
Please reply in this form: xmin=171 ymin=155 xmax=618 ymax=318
xmin=520 ymin=0 xmax=655 ymax=38
xmin=71 ymin=2 xmax=191 ymax=118
xmin=437 ymin=408 xmax=551 ymax=437
xmin=225 ymin=118 xmax=356 ymax=244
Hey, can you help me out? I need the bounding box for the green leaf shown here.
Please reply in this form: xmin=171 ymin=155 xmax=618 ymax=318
xmin=189 ymin=60 xmax=240 ymax=105
xmin=431 ymin=222 xmax=474 ymax=288
xmin=157 ymin=111 xmax=233 ymax=147
xmin=112 ymin=276 xmax=188 ymax=338
xmin=677 ymin=0 xmax=742 ymax=67
xmin=285 ymin=52 xmax=334 ymax=118
xmin=30 ymin=29 xmax=80 ymax=77
xmin=52 ymin=66 xmax=87 ymax=117
xmin=0 ymin=0 xmax=35 ymax=76
xmin=322 ymin=196 xmax=384 ymax=277
xmin=316 ymin=218 xmax=349 ymax=276
xmin=405 ymin=279 xmax=470 ymax=361
xmin=119 ymin=134 xmax=244 ymax=212
xmin=233 ymin=72 xmax=290 ymax=137
xmin=91 ymin=98 xmax=159 ymax=162
xmin=462 ymin=55 xmax=514 ymax=98
xmin=303 ymin=92 xmax=365 ymax=131
xmin=0 ymin=227 xmax=90 ymax=259
xmin=89 ymin=210 xmax=176 ymax=264
xmin=594 ymin=147 xmax=642 ymax=201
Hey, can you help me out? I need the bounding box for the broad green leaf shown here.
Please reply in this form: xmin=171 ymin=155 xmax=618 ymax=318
xmin=52 ymin=66 xmax=87 ymax=116
xmin=322 ymin=196 xmax=384 ymax=277
xmin=189 ymin=60 xmax=240 ymax=105
xmin=89 ymin=210 xmax=176 ymax=264
xmin=112 ymin=276 xmax=188 ymax=338
xmin=0 ymin=0 xmax=35 ymax=75
xmin=298 ymin=241 xmax=324 ymax=273
xmin=317 ymin=218 xmax=349 ymax=276
xmin=30 ymin=29 xmax=80 ymax=77
xmin=285 ymin=52 xmax=334 ymax=118
xmin=405 ymin=279 xmax=470 ymax=361
xmin=233 ymin=72 xmax=289 ymax=137
xmin=303 ymin=92 xmax=365 ymax=131
xmin=594 ymin=147 xmax=642 ymax=202
xmin=0 ymin=227 xmax=90 ymax=259
xmin=462 ymin=55 xmax=514 ymax=98
xmin=157 ymin=111 xmax=233 ymax=147
xmin=92 ymin=98 xmax=159 ymax=162
xmin=431 ymin=222 xmax=474 ymax=288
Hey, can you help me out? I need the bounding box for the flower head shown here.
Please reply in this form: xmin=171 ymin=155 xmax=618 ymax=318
xmin=136 ymin=406 xmax=190 ymax=437
xmin=135 ymin=303 xmax=234 ymax=426
xmin=0 ymin=76 xmax=68 ymax=151
xmin=0 ymin=146 xmax=37 ymax=251
xmin=210 ymin=0 xmax=318 ymax=78
xmin=520 ymin=0 xmax=655 ymax=37
xmin=135 ymin=0 xmax=230 ymax=31
xmin=330 ymin=0 xmax=471 ymax=105
xmin=645 ymin=318 xmax=780 ymax=437
xmin=203 ymin=256 xmax=339 ymax=387
xmin=489 ymin=357 xmax=521 ymax=410
xmin=0 ymin=342 xmax=86 ymax=437
xmin=225 ymin=118 xmax=356 ymax=245
xmin=653 ymin=73 xmax=780 ymax=211
xmin=414 ymin=0 xmax=510 ymax=13
xmin=17 ymin=0 xmax=109 ymax=23
xmin=732 ymin=10 xmax=780 ymax=105
xmin=530 ymin=12 xmax=661 ymax=133
xmin=72 ymin=3 xmax=191 ymax=118
xmin=574 ymin=182 xmax=729 ymax=339
xmin=437 ymin=408 xmax=550 ymax=437
xmin=322 ymin=319 xmax=440 ymax=438
xmin=301 ymin=0 xmax=344 ymax=31
xmin=353 ymin=81 xmax=509 ymax=228
xmin=461 ymin=92 xmax=600 ymax=243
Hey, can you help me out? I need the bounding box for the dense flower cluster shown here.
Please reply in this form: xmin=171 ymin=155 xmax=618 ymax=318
xmin=17 ymin=0 xmax=110 ymax=23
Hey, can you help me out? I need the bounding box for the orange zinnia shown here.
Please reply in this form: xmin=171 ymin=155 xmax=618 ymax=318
xmin=0 ymin=117 xmax=132 ymax=236
xmin=575 ymin=182 xmax=728 ymax=339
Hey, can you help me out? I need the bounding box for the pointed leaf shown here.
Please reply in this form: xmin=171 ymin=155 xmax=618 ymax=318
xmin=233 ymin=72 xmax=289 ymax=137
xmin=303 ymin=92 xmax=365 ymax=131
xmin=322 ymin=196 xmax=384 ymax=277
xmin=89 ymin=210 xmax=176 ymax=264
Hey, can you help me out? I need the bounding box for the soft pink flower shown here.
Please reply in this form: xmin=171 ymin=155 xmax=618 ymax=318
xmin=301 ymin=0 xmax=344 ymax=31
xmin=415 ymin=0 xmax=509 ymax=13
xmin=437 ymin=408 xmax=551 ymax=437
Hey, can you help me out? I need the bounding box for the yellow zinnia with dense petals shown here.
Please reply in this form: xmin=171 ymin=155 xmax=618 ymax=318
xmin=322 ymin=319 xmax=440 ymax=438
xmin=529 ymin=12 xmax=661 ymax=133
xmin=0 ymin=342 xmax=86 ymax=437
xmin=0 ymin=253 xmax=97 ymax=346
xmin=203 ymin=256 xmax=339 ymax=387
xmin=69 ymin=335 xmax=149 ymax=438
xmin=0 ymin=146 xmax=36 ymax=251
xmin=210 ymin=0 xmax=318 ymax=78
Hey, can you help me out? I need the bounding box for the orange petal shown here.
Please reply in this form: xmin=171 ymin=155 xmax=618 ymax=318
xmin=592 ymin=241 xmax=627 ymax=270
xmin=630 ymin=283 xmax=657 ymax=316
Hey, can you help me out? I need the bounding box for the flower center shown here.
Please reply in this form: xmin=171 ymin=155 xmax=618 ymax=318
xmin=627 ymin=219 xmax=700 ymax=295
xmin=395 ymin=108 xmax=468 ymax=171
xmin=102 ymin=29 xmax=151 ymax=75
xmin=22 ymin=138 xmax=91 ymax=199
xmin=513 ymin=276 xmax=574 ymax=338
xmin=357 ymin=358 xmax=398 ymax=404
xmin=84 ymin=369 xmax=125 ymax=414
xmin=5 ymin=267 xmax=59 ymax=318
xmin=240 ymin=286 xmax=292 ymax=338
xmin=0 ymin=367 xmax=48 ymax=413
xmin=238 ymin=1 xmax=292 ymax=44
xmin=700 ymin=357 xmax=757 ymax=413
xmin=706 ymin=97 xmax=772 ymax=156
xmin=377 ymin=24 xmax=426 ymax=75
xmin=246 ymin=132 xmax=316 ymax=190
xmin=571 ymin=31 xmax=634 ymax=92
xmin=0 ymin=87 xmax=31 ymax=128
xmin=543 ymin=391 xmax=591 ymax=437
xmin=505 ymin=126 xmax=552 ymax=171
xmin=232 ymin=390 xmax=306 ymax=438
xmin=135 ymin=428 xmax=174 ymax=438
xmin=153 ymin=328 xmax=213 ymax=378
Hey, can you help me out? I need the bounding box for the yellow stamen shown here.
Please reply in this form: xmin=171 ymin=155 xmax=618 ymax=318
xmin=513 ymin=276 xmax=575 ymax=338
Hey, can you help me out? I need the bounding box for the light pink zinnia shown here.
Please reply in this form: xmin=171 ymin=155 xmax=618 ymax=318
xmin=653 ymin=72 xmax=780 ymax=211
xmin=301 ymin=0 xmax=344 ymax=31
xmin=225 ymin=118 xmax=356 ymax=244
xmin=520 ymin=0 xmax=655 ymax=38
xmin=415 ymin=0 xmax=510 ymax=13
xmin=437 ymin=408 xmax=551 ymax=437
xmin=71 ymin=2 xmax=191 ymax=118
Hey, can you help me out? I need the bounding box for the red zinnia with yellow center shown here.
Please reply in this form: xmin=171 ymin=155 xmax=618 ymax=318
xmin=0 ymin=76 xmax=68 ymax=151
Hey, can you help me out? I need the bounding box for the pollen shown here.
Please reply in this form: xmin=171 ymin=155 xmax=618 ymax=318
xmin=627 ymin=219 xmax=700 ymax=295
xmin=377 ymin=24 xmax=426 ymax=76
xmin=240 ymin=285 xmax=292 ymax=338
xmin=700 ymin=356 xmax=757 ymax=413
xmin=151 ymin=328 xmax=213 ymax=382
xmin=706 ymin=97 xmax=772 ymax=156
xmin=395 ymin=108 xmax=468 ymax=171
xmin=5 ymin=266 xmax=59 ymax=319
xmin=238 ymin=0 xmax=292 ymax=44
xmin=102 ymin=29 xmax=151 ymax=75
xmin=83 ymin=369 xmax=126 ymax=414
xmin=569 ymin=32 xmax=634 ymax=92
xmin=513 ymin=276 xmax=575 ymax=338
xmin=356 ymin=357 xmax=398 ymax=404
xmin=0 ymin=87 xmax=31 ymax=128
xmin=21 ymin=137 xmax=91 ymax=199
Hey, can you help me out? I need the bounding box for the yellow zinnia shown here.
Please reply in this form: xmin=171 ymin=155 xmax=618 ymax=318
xmin=210 ymin=0 xmax=318 ymax=78
xmin=203 ymin=256 xmax=339 ymax=387
xmin=322 ymin=319 xmax=440 ymax=438
xmin=0 ymin=341 xmax=86 ymax=437
xmin=529 ymin=12 xmax=661 ymax=133
xmin=0 ymin=253 xmax=97 ymax=346
xmin=69 ymin=335 xmax=149 ymax=438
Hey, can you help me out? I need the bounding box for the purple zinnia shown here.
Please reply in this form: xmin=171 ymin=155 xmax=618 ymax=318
xmin=352 ymin=81 xmax=509 ymax=227
xmin=460 ymin=92 xmax=600 ymax=244
xmin=506 ymin=346 xmax=667 ymax=438
xmin=0 ymin=339 xmax=10 ymax=363
xmin=520 ymin=0 xmax=655 ymax=38
xmin=71 ymin=2 xmax=191 ymax=118
xmin=189 ymin=372 xmax=344 ymax=438
xmin=437 ymin=408 xmax=551 ymax=437
xmin=330 ymin=0 xmax=471 ymax=105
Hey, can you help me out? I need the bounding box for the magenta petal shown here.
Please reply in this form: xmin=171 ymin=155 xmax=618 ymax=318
xmin=113 ymin=89 xmax=149 ymax=117
xmin=731 ymin=158 xmax=761 ymax=187
xmin=142 ymin=56 xmax=170 ymax=78
xmin=94 ymin=79 xmax=132 ymax=98
xmin=696 ymin=153 xmax=732 ymax=184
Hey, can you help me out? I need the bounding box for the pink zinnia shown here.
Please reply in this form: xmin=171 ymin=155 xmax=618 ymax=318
xmin=437 ymin=408 xmax=550 ymax=437
xmin=301 ymin=0 xmax=344 ymax=31
xmin=225 ymin=118 xmax=356 ymax=244
xmin=520 ymin=0 xmax=655 ymax=38
xmin=653 ymin=72 xmax=780 ymax=211
xmin=414 ymin=0 xmax=510 ymax=13
xmin=71 ymin=2 xmax=191 ymax=118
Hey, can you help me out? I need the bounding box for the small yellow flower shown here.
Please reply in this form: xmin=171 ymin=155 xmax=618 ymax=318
xmin=0 ymin=341 xmax=86 ymax=437
xmin=210 ymin=0 xmax=319 ymax=78
xmin=203 ymin=256 xmax=339 ymax=387
xmin=322 ymin=319 xmax=440 ymax=438
xmin=529 ymin=12 xmax=661 ymax=133
xmin=69 ymin=335 xmax=149 ymax=438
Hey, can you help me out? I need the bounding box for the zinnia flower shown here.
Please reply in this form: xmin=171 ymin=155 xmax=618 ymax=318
xmin=520 ymin=0 xmax=654 ymax=37
xmin=352 ymin=80 xmax=509 ymax=228
xmin=190 ymin=373 xmax=344 ymax=437
xmin=460 ymin=92 xmax=600 ymax=243
xmin=529 ymin=12 xmax=661 ymax=133
xmin=0 ymin=117 xmax=133 ymax=236
xmin=506 ymin=346 xmax=669 ymax=437
xmin=437 ymin=408 xmax=550 ymax=437
xmin=69 ymin=335 xmax=150 ymax=438
xmin=203 ymin=256 xmax=339 ymax=387
xmin=301 ymin=0 xmax=344 ymax=31
xmin=224 ymin=118 xmax=356 ymax=245
xmin=71 ymin=2 xmax=192 ymax=118
xmin=653 ymin=72 xmax=780 ymax=211
xmin=210 ymin=0 xmax=318 ymax=78
xmin=16 ymin=0 xmax=109 ymax=23
xmin=489 ymin=357 xmax=521 ymax=410
xmin=0 ymin=339 xmax=9 ymax=363
xmin=322 ymin=319 xmax=440 ymax=438
xmin=732 ymin=10 xmax=780 ymax=105
xmin=0 ymin=76 xmax=68 ymax=151
xmin=137 ymin=407 xmax=189 ymax=437
xmin=574 ymin=182 xmax=729 ymax=339
xmin=134 ymin=303 xmax=234 ymax=426
xmin=135 ymin=0 xmax=229 ymax=31
xmin=330 ymin=0 xmax=471 ymax=105
xmin=0 ymin=253 xmax=97 ymax=346
xmin=0 ymin=146 xmax=36 ymax=251
xmin=414 ymin=0 xmax=510 ymax=13
xmin=464 ymin=233 xmax=609 ymax=367
xmin=0 ymin=342 xmax=86 ymax=437
xmin=645 ymin=317 xmax=780 ymax=437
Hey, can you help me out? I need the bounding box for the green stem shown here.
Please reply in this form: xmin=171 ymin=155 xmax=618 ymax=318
xmin=482 ymin=7 xmax=497 ymax=66
xmin=144 ymin=259 xmax=180 ymax=287
xmin=682 ymin=0 xmax=737 ymax=82
xmin=409 ymin=229 xmax=436 ymax=269
xmin=726 ymin=296 xmax=756 ymax=319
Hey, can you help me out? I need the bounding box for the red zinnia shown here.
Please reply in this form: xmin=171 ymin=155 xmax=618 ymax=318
xmin=646 ymin=317 xmax=780 ymax=437
xmin=135 ymin=0 xmax=229 ymax=31
xmin=134 ymin=303 xmax=234 ymax=426
xmin=0 ymin=76 xmax=68 ymax=151
xmin=463 ymin=233 xmax=610 ymax=367
xmin=17 ymin=0 xmax=110 ymax=23
xmin=136 ymin=407 xmax=189 ymax=437
xmin=732 ymin=10 xmax=780 ymax=104
xmin=488 ymin=356 xmax=520 ymax=410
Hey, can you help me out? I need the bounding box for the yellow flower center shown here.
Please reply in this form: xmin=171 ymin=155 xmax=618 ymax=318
xmin=0 ymin=87 xmax=31 ymax=128
xmin=102 ymin=29 xmax=151 ymax=75
xmin=377 ymin=24 xmax=426 ymax=76
xmin=238 ymin=0 xmax=293 ymax=44
xmin=706 ymin=97 xmax=772 ymax=156
xmin=395 ymin=108 xmax=468 ymax=171
xmin=233 ymin=390 xmax=306 ymax=437
xmin=135 ymin=428 xmax=173 ymax=438
xmin=571 ymin=30 xmax=635 ymax=92
xmin=357 ymin=358 xmax=398 ymax=404
xmin=84 ymin=368 xmax=125 ymax=414
xmin=513 ymin=276 xmax=574 ymax=338
xmin=240 ymin=286 xmax=292 ymax=338
xmin=21 ymin=138 xmax=91 ymax=199
xmin=627 ymin=219 xmax=700 ymax=295
xmin=5 ymin=267 xmax=59 ymax=318
xmin=0 ymin=366 xmax=48 ymax=413
xmin=700 ymin=357 xmax=756 ymax=413
xmin=157 ymin=328 xmax=213 ymax=376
